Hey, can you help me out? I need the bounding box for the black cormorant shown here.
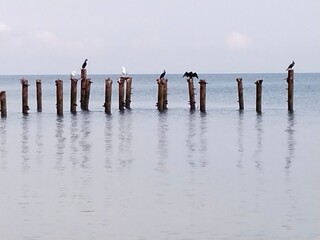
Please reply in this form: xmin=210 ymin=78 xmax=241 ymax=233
xmin=160 ymin=70 xmax=166 ymax=79
xmin=82 ymin=59 xmax=88 ymax=69
xmin=286 ymin=61 xmax=295 ymax=71
xmin=183 ymin=71 xmax=198 ymax=79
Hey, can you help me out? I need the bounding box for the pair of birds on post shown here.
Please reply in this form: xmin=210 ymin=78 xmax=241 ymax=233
xmin=158 ymin=70 xmax=198 ymax=79
xmin=70 ymin=59 xmax=88 ymax=78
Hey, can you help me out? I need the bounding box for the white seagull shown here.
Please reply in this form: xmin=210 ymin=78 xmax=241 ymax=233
xmin=122 ymin=66 xmax=127 ymax=75
xmin=70 ymin=71 xmax=76 ymax=78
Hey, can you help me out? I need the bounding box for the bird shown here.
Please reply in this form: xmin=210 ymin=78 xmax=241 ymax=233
xmin=159 ymin=70 xmax=166 ymax=79
xmin=82 ymin=59 xmax=88 ymax=69
xmin=286 ymin=61 xmax=295 ymax=71
xmin=122 ymin=66 xmax=127 ymax=75
xmin=183 ymin=71 xmax=198 ymax=79
xmin=70 ymin=71 xmax=76 ymax=78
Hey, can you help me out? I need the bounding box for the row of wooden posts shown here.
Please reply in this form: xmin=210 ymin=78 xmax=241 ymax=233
xmin=237 ymin=69 xmax=294 ymax=113
xmin=0 ymin=69 xmax=294 ymax=118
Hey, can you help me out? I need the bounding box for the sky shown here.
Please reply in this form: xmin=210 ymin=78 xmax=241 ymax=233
xmin=0 ymin=0 xmax=319 ymax=74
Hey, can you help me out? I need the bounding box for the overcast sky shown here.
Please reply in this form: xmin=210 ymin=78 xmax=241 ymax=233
xmin=0 ymin=0 xmax=319 ymax=74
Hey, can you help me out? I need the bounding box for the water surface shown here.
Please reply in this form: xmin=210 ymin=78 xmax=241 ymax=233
xmin=0 ymin=74 xmax=319 ymax=239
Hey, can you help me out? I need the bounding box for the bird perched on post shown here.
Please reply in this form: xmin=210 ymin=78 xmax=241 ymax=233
xmin=183 ymin=71 xmax=198 ymax=79
xmin=70 ymin=71 xmax=76 ymax=78
xmin=286 ymin=61 xmax=295 ymax=71
xmin=122 ymin=66 xmax=127 ymax=75
xmin=82 ymin=59 xmax=88 ymax=69
xmin=159 ymin=70 xmax=166 ymax=79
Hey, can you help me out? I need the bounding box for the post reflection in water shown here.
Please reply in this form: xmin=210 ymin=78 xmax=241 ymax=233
xmin=21 ymin=115 xmax=30 ymax=171
xmin=55 ymin=116 xmax=66 ymax=170
xmin=237 ymin=111 xmax=244 ymax=168
xmin=156 ymin=112 xmax=168 ymax=172
xmin=117 ymin=111 xmax=133 ymax=168
xmin=254 ymin=113 xmax=263 ymax=171
xmin=185 ymin=112 xmax=208 ymax=167
xmin=69 ymin=114 xmax=80 ymax=166
xmin=186 ymin=112 xmax=196 ymax=166
xmin=35 ymin=114 xmax=44 ymax=164
xmin=0 ymin=119 xmax=7 ymax=169
xmin=79 ymin=112 xmax=92 ymax=168
xmin=285 ymin=112 xmax=296 ymax=170
xmin=104 ymin=114 xmax=113 ymax=170
xmin=199 ymin=112 xmax=208 ymax=167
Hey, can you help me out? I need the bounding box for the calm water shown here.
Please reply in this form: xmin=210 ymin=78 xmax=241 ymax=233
xmin=0 ymin=73 xmax=320 ymax=239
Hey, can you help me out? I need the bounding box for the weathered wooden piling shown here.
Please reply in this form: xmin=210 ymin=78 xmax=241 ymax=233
xmin=118 ymin=78 xmax=125 ymax=110
xmin=104 ymin=78 xmax=112 ymax=114
xmin=36 ymin=79 xmax=42 ymax=112
xmin=80 ymin=68 xmax=87 ymax=110
xmin=236 ymin=78 xmax=244 ymax=110
xmin=287 ymin=69 xmax=294 ymax=111
xmin=81 ymin=68 xmax=87 ymax=80
xmin=157 ymin=78 xmax=168 ymax=111
xmin=187 ymin=78 xmax=196 ymax=110
xmin=199 ymin=79 xmax=207 ymax=112
xmin=70 ymin=77 xmax=78 ymax=113
xmin=125 ymin=77 xmax=132 ymax=109
xmin=163 ymin=79 xmax=168 ymax=110
xmin=255 ymin=80 xmax=263 ymax=113
xmin=80 ymin=78 xmax=86 ymax=110
xmin=0 ymin=91 xmax=7 ymax=118
xmin=55 ymin=79 xmax=63 ymax=116
xmin=83 ymin=78 xmax=92 ymax=111
xmin=21 ymin=78 xmax=29 ymax=114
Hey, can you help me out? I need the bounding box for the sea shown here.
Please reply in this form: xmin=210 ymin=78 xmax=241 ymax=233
xmin=0 ymin=73 xmax=319 ymax=240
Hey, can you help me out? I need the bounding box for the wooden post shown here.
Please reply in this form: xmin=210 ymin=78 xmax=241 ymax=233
xmin=83 ymin=78 xmax=91 ymax=111
xmin=287 ymin=69 xmax=294 ymax=112
xmin=187 ymin=78 xmax=196 ymax=110
xmin=164 ymin=79 xmax=168 ymax=109
xmin=125 ymin=77 xmax=132 ymax=109
xmin=255 ymin=80 xmax=263 ymax=113
xmin=236 ymin=78 xmax=244 ymax=110
xmin=55 ymin=79 xmax=63 ymax=116
xmin=21 ymin=78 xmax=29 ymax=114
xmin=80 ymin=68 xmax=87 ymax=110
xmin=104 ymin=78 xmax=112 ymax=114
xmin=36 ymin=79 xmax=42 ymax=112
xmin=0 ymin=91 xmax=7 ymax=118
xmin=199 ymin=79 xmax=207 ymax=113
xmin=81 ymin=68 xmax=87 ymax=80
xmin=118 ymin=78 xmax=125 ymax=110
xmin=70 ymin=77 xmax=78 ymax=113
xmin=157 ymin=78 xmax=166 ymax=111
